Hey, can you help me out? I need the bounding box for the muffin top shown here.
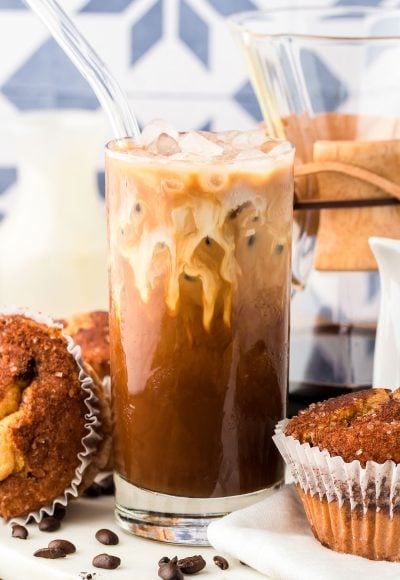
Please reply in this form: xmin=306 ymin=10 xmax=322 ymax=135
xmin=285 ymin=388 xmax=400 ymax=466
xmin=0 ymin=314 xmax=89 ymax=518
xmin=59 ymin=311 xmax=110 ymax=381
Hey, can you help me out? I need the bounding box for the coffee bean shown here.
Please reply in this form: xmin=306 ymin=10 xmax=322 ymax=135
xmin=84 ymin=482 xmax=102 ymax=498
xmin=98 ymin=474 xmax=115 ymax=496
xmin=53 ymin=505 xmax=67 ymax=520
xmin=177 ymin=555 xmax=206 ymax=574
xmin=39 ymin=517 xmax=60 ymax=532
xmin=11 ymin=524 xmax=28 ymax=540
xmin=158 ymin=556 xmax=183 ymax=580
xmin=95 ymin=529 xmax=119 ymax=546
xmin=48 ymin=539 xmax=76 ymax=554
xmin=213 ymin=555 xmax=229 ymax=570
xmin=34 ymin=547 xmax=66 ymax=559
xmin=158 ymin=556 xmax=170 ymax=566
xmin=92 ymin=553 xmax=121 ymax=570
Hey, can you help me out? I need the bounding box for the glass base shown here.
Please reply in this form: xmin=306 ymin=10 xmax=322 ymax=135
xmin=114 ymin=473 xmax=282 ymax=545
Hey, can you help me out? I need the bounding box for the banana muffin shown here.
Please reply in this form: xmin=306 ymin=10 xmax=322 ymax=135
xmin=274 ymin=388 xmax=400 ymax=561
xmin=59 ymin=311 xmax=110 ymax=382
xmin=0 ymin=312 xmax=111 ymax=519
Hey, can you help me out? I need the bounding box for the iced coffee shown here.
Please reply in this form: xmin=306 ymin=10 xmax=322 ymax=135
xmin=106 ymin=123 xmax=294 ymax=542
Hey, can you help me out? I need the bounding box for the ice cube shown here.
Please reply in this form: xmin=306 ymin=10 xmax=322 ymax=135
xmin=235 ymin=149 xmax=268 ymax=161
xmin=266 ymin=141 xmax=293 ymax=157
xmin=232 ymin=129 xmax=267 ymax=149
xmin=141 ymin=119 xmax=179 ymax=146
xmin=179 ymin=132 xmax=223 ymax=158
xmin=148 ymin=133 xmax=181 ymax=156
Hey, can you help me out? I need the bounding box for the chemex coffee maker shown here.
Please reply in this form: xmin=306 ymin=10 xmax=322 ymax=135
xmin=230 ymin=7 xmax=400 ymax=412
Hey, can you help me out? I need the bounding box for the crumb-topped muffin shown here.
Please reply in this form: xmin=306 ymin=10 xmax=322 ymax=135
xmin=285 ymin=388 xmax=400 ymax=465
xmin=0 ymin=313 xmax=110 ymax=519
xmin=59 ymin=311 xmax=110 ymax=382
xmin=273 ymin=388 xmax=400 ymax=561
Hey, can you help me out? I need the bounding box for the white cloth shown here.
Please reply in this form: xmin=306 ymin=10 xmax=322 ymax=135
xmin=207 ymin=485 xmax=400 ymax=580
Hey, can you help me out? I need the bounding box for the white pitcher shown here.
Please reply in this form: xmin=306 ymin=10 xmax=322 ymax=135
xmin=369 ymin=237 xmax=400 ymax=390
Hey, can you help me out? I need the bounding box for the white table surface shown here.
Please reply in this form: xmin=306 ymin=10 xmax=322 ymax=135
xmin=0 ymin=495 xmax=266 ymax=580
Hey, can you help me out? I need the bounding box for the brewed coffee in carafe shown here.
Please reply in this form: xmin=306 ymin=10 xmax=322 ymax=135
xmin=231 ymin=7 xmax=400 ymax=407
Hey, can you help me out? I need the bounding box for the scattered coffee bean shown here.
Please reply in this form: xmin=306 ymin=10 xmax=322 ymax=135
xmin=158 ymin=556 xmax=183 ymax=580
xmin=158 ymin=556 xmax=170 ymax=566
xmin=34 ymin=547 xmax=66 ymax=559
xmin=53 ymin=505 xmax=67 ymax=520
xmin=39 ymin=517 xmax=60 ymax=532
xmin=95 ymin=529 xmax=119 ymax=546
xmin=98 ymin=474 xmax=115 ymax=496
xmin=213 ymin=555 xmax=229 ymax=570
xmin=177 ymin=555 xmax=206 ymax=574
xmin=11 ymin=524 xmax=28 ymax=540
xmin=84 ymin=482 xmax=102 ymax=498
xmin=92 ymin=553 xmax=121 ymax=570
xmin=48 ymin=539 xmax=76 ymax=554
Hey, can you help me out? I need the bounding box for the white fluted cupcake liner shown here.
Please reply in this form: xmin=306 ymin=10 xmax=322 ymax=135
xmin=1 ymin=307 xmax=103 ymax=525
xmin=273 ymin=419 xmax=400 ymax=517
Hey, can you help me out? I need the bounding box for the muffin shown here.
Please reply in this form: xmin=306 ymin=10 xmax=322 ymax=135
xmin=273 ymin=388 xmax=400 ymax=561
xmin=58 ymin=311 xmax=110 ymax=382
xmin=0 ymin=311 xmax=111 ymax=520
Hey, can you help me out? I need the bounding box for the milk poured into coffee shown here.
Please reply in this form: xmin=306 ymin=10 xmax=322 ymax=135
xmin=106 ymin=125 xmax=294 ymax=498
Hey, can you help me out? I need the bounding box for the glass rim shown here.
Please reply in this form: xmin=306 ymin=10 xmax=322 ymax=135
xmin=105 ymin=134 xmax=294 ymax=166
xmin=229 ymin=6 xmax=400 ymax=43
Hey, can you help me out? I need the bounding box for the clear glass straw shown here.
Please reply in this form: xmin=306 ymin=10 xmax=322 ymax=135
xmin=24 ymin=0 xmax=140 ymax=139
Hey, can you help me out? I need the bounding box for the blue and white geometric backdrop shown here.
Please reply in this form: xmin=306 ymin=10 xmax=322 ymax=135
xmin=0 ymin=0 xmax=399 ymax=206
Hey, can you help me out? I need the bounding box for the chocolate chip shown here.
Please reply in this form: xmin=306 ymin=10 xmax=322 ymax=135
xmin=11 ymin=524 xmax=28 ymax=540
xmin=98 ymin=474 xmax=115 ymax=496
xmin=53 ymin=505 xmax=67 ymax=520
xmin=213 ymin=555 xmax=229 ymax=570
xmin=48 ymin=539 xmax=76 ymax=554
xmin=177 ymin=555 xmax=206 ymax=574
xmin=158 ymin=556 xmax=170 ymax=566
xmin=84 ymin=482 xmax=102 ymax=498
xmin=158 ymin=556 xmax=183 ymax=580
xmin=92 ymin=553 xmax=121 ymax=570
xmin=275 ymin=243 xmax=284 ymax=254
xmin=95 ymin=529 xmax=119 ymax=546
xmin=34 ymin=547 xmax=66 ymax=559
xmin=39 ymin=517 xmax=60 ymax=532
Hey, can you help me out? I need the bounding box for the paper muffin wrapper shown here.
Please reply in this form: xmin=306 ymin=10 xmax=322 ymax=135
xmin=1 ymin=307 xmax=103 ymax=525
xmin=273 ymin=419 xmax=400 ymax=517
xmin=274 ymin=419 xmax=400 ymax=560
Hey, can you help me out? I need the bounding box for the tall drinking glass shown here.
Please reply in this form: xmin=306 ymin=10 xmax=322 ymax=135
xmin=106 ymin=130 xmax=294 ymax=544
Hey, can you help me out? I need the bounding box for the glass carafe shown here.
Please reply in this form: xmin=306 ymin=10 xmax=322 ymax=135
xmin=230 ymin=7 xmax=400 ymax=408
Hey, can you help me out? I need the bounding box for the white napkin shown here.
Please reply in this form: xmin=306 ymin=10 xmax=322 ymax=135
xmin=207 ymin=485 xmax=400 ymax=580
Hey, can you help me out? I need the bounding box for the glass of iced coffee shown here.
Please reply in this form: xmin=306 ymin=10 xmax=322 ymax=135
xmin=106 ymin=124 xmax=294 ymax=544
